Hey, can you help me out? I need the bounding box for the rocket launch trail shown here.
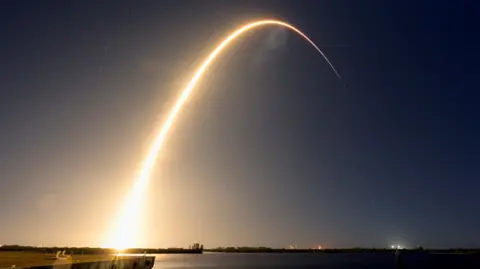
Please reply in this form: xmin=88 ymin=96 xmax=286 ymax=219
xmin=106 ymin=19 xmax=342 ymax=250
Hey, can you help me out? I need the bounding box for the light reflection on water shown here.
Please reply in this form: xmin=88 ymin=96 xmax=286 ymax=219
xmin=119 ymin=252 xmax=479 ymax=269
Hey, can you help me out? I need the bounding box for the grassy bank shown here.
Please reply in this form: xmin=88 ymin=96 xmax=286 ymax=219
xmin=0 ymin=251 xmax=142 ymax=268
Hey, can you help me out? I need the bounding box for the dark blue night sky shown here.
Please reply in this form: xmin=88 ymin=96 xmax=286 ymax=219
xmin=0 ymin=1 xmax=479 ymax=248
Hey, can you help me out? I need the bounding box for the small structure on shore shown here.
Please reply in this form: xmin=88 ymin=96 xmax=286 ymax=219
xmin=191 ymin=243 xmax=203 ymax=251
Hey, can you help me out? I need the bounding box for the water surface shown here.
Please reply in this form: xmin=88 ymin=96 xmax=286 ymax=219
xmin=150 ymin=252 xmax=479 ymax=269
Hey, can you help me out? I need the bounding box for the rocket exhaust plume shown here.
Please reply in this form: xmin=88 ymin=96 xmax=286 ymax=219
xmin=105 ymin=19 xmax=342 ymax=249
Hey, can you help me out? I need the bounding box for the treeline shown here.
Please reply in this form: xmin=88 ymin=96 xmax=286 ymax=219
xmin=2 ymin=245 xmax=478 ymax=254
xmin=0 ymin=245 xmax=202 ymax=254
xmin=429 ymin=249 xmax=480 ymax=254
xmin=206 ymin=247 xmax=480 ymax=254
xmin=207 ymin=247 xmax=391 ymax=253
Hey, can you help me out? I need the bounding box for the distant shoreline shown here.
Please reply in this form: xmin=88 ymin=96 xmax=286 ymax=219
xmin=0 ymin=245 xmax=202 ymax=254
xmin=205 ymin=248 xmax=480 ymax=254
xmin=1 ymin=245 xmax=479 ymax=255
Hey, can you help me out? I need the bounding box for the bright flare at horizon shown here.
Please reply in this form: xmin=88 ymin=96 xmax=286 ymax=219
xmin=104 ymin=19 xmax=341 ymax=249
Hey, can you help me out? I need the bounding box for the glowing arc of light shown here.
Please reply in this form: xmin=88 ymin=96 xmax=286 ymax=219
xmin=106 ymin=19 xmax=341 ymax=250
